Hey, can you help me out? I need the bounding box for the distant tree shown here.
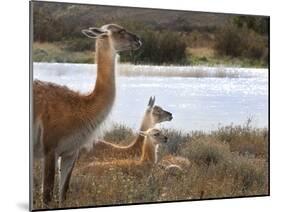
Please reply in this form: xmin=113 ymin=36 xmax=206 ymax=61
xmin=233 ymin=16 xmax=269 ymax=35
xmin=121 ymin=29 xmax=187 ymax=65
xmin=33 ymin=3 xmax=66 ymax=42
xmin=214 ymin=22 xmax=268 ymax=64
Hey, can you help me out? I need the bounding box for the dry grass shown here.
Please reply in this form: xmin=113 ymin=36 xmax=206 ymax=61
xmin=189 ymin=47 xmax=215 ymax=59
xmin=32 ymin=122 xmax=269 ymax=210
xmin=33 ymin=42 xmax=94 ymax=64
xmin=117 ymin=64 xmax=242 ymax=78
xmin=212 ymin=119 xmax=268 ymax=158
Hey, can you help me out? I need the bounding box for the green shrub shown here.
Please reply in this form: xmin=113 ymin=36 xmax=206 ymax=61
xmin=230 ymin=156 xmax=268 ymax=191
xmin=214 ymin=23 xmax=268 ymax=65
xmin=233 ymin=16 xmax=269 ymax=35
xmin=33 ymin=123 xmax=268 ymax=209
xmin=161 ymin=129 xmax=188 ymax=155
xmin=104 ymin=124 xmax=134 ymax=144
xmin=213 ymin=119 xmax=268 ymax=157
xmin=121 ymin=29 xmax=187 ymax=65
xmin=185 ymin=138 xmax=231 ymax=166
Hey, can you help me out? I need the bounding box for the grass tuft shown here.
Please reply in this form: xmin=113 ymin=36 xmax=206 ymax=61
xmin=32 ymin=122 xmax=268 ymax=209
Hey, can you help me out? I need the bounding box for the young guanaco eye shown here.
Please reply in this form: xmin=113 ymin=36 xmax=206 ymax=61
xmin=154 ymin=132 xmax=160 ymax=136
xmin=153 ymin=111 xmax=160 ymax=115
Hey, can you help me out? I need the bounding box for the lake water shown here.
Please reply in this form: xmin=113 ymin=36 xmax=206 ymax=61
xmin=33 ymin=63 xmax=268 ymax=132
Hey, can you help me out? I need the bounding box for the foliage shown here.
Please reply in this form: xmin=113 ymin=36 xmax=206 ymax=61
xmin=121 ymin=29 xmax=187 ymax=65
xmin=214 ymin=23 xmax=268 ymax=66
xmin=233 ymin=15 xmax=269 ymax=35
xmin=104 ymin=124 xmax=134 ymax=143
xmin=212 ymin=118 xmax=268 ymax=157
xmin=32 ymin=2 xmax=269 ymax=66
xmin=32 ymin=122 xmax=268 ymax=209
xmin=62 ymin=38 xmax=95 ymax=52
xmin=32 ymin=42 xmax=94 ymax=63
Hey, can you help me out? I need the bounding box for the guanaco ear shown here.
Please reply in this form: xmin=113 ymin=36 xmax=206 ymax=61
xmin=82 ymin=27 xmax=106 ymax=39
xmin=148 ymin=97 xmax=152 ymax=107
xmin=139 ymin=131 xmax=147 ymax=137
xmin=148 ymin=96 xmax=156 ymax=108
xmin=152 ymin=96 xmax=156 ymax=106
xmin=82 ymin=29 xmax=98 ymax=39
xmin=89 ymin=27 xmax=107 ymax=35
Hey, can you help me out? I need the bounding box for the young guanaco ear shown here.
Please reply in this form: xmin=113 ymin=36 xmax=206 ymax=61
xmin=148 ymin=96 xmax=156 ymax=109
xmin=139 ymin=131 xmax=147 ymax=137
xmin=148 ymin=96 xmax=152 ymax=106
xmin=152 ymin=96 xmax=155 ymax=105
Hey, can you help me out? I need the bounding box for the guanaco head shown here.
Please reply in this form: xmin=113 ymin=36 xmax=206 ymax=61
xmin=139 ymin=128 xmax=168 ymax=145
xmin=144 ymin=96 xmax=173 ymax=127
xmin=82 ymin=24 xmax=142 ymax=52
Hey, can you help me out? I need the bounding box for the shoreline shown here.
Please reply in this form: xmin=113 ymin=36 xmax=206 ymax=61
xmin=33 ymin=42 xmax=268 ymax=69
xmin=33 ymin=62 xmax=268 ymax=79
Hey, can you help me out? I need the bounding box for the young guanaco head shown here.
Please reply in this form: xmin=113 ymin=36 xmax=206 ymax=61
xmin=139 ymin=128 xmax=168 ymax=145
xmin=141 ymin=97 xmax=173 ymax=131
xmin=82 ymin=24 xmax=142 ymax=52
xmin=139 ymin=128 xmax=168 ymax=163
xmin=149 ymin=96 xmax=173 ymax=123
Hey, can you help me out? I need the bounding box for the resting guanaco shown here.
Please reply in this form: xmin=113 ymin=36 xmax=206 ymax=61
xmin=80 ymin=128 xmax=168 ymax=176
xmin=81 ymin=96 xmax=172 ymax=162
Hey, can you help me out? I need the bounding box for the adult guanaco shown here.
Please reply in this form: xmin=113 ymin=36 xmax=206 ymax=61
xmin=33 ymin=24 xmax=142 ymax=204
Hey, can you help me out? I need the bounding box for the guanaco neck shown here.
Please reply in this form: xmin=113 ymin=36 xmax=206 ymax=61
xmin=140 ymin=111 xmax=155 ymax=131
xmin=81 ymin=37 xmax=117 ymax=125
xmin=92 ymin=37 xmax=116 ymax=97
xmin=131 ymin=111 xmax=155 ymax=149
xmin=140 ymin=137 xmax=158 ymax=164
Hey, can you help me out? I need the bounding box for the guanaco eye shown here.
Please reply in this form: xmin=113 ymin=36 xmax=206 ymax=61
xmin=153 ymin=109 xmax=160 ymax=114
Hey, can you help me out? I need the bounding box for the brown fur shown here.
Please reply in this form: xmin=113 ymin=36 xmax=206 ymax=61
xmin=33 ymin=24 xmax=142 ymax=204
xmin=33 ymin=38 xmax=115 ymax=204
xmin=79 ymin=129 xmax=167 ymax=177
xmin=87 ymin=136 xmax=145 ymax=161
xmin=81 ymin=98 xmax=173 ymax=162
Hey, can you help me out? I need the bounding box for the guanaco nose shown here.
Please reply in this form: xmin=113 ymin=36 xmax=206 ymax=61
xmin=133 ymin=34 xmax=142 ymax=47
xmin=168 ymin=112 xmax=173 ymax=120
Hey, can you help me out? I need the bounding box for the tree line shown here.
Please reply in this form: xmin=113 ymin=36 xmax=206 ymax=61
xmin=33 ymin=2 xmax=269 ymax=65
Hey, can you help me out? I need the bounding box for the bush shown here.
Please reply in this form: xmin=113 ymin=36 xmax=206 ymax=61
xmin=214 ymin=23 xmax=268 ymax=65
xmin=160 ymin=129 xmax=189 ymax=155
xmin=185 ymin=138 xmax=231 ymax=166
xmin=213 ymin=119 xmax=268 ymax=157
xmin=231 ymin=156 xmax=268 ymax=191
xmin=104 ymin=124 xmax=134 ymax=144
xmin=233 ymin=16 xmax=269 ymax=35
xmin=33 ymin=123 xmax=268 ymax=209
xmin=121 ymin=29 xmax=187 ymax=65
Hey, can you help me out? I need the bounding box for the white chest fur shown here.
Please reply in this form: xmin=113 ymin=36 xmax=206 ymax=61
xmin=56 ymin=111 xmax=111 ymax=156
